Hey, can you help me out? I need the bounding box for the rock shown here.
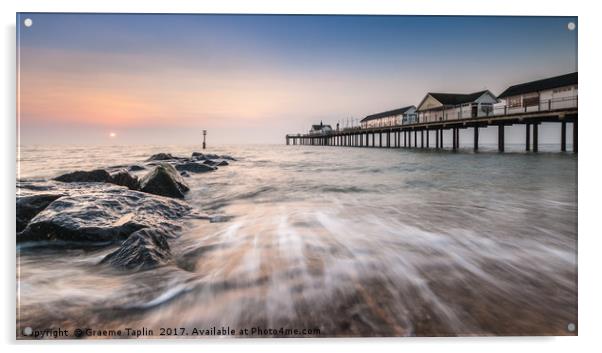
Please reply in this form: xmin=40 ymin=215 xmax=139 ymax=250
xmin=139 ymin=163 xmax=189 ymax=199
xmin=127 ymin=165 xmax=146 ymax=172
xmin=146 ymin=153 xmax=175 ymax=161
xmin=18 ymin=187 xmax=190 ymax=245
xmin=146 ymin=153 xmax=187 ymax=162
xmin=175 ymin=162 xmax=216 ymax=173
xmin=54 ymin=168 xmax=140 ymax=191
xmin=180 ymin=171 xmax=190 ymax=177
xmin=109 ymin=169 xmax=140 ymax=190
xmin=101 ymin=228 xmax=171 ymax=270
xmin=221 ymin=155 xmax=237 ymax=161
xmin=202 ymin=159 xmax=228 ymax=166
xmin=191 ymin=152 xmax=220 ymax=160
xmin=16 ymin=193 xmax=64 ymax=232
xmin=54 ymin=169 xmax=111 ymax=183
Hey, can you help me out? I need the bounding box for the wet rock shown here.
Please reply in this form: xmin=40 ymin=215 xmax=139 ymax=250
xmin=146 ymin=153 xmax=175 ymax=161
xmin=191 ymin=152 xmax=220 ymax=160
xmin=216 ymin=160 xmax=229 ymax=166
xmin=54 ymin=169 xmax=111 ymax=183
xmin=18 ymin=187 xmax=190 ymax=244
xmin=109 ymin=169 xmax=140 ymax=190
xmin=16 ymin=193 xmax=65 ymax=232
xmin=175 ymin=162 xmax=216 ymax=173
xmin=146 ymin=153 xmax=187 ymax=162
xmin=180 ymin=171 xmax=190 ymax=177
xmin=139 ymin=163 xmax=189 ymax=199
xmin=202 ymin=159 xmax=217 ymax=166
xmin=101 ymin=228 xmax=171 ymax=270
xmin=221 ymin=155 xmax=237 ymax=161
xmin=127 ymin=164 xmax=146 ymax=172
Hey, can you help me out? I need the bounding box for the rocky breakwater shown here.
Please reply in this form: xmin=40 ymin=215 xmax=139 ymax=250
xmin=17 ymin=152 xmax=236 ymax=271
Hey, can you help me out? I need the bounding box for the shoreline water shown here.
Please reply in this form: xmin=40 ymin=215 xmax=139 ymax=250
xmin=16 ymin=144 xmax=577 ymax=337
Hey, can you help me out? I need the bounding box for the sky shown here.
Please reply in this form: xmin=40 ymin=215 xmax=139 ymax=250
xmin=17 ymin=14 xmax=577 ymax=145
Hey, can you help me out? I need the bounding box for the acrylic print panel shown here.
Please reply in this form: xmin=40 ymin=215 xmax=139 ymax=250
xmin=16 ymin=13 xmax=578 ymax=339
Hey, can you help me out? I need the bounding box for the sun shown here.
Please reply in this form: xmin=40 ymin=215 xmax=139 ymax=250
xmin=109 ymin=132 xmax=117 ymax=138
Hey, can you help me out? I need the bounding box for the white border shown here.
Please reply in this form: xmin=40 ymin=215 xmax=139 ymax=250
xmin=2 ymin=1 xmax=601 ymax=352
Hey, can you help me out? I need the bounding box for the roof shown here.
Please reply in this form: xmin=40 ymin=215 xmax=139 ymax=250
xmin=498 ymin=72 xmax=577 ymax=99
xmin=428 ymin=90 xmax=490 ymax=106
xmin=361 ymin=106 xmax=415 ymax=123
xmin=416 ymin=90 xmax=497 ymax=111
xmin=311 ymin=124 xmax=331 ymax=130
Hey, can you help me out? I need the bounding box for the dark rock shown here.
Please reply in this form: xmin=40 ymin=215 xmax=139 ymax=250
xmin=191 ymin=152 xmax=220 ymax=160
xmin=180 ymin=171 xmax=190 ymax=177
xmin=139 ymin=163 xmax=189 ymax=199
xmin=146 ymin=153 xmax=187 ymax=162
xmin=101 ymin=228 xmax=171 ymax=270
xmin=109 ymin=169 xmax=140 ymax=190
xmin=16 ymin=193 xmax=64 ymax=232
xmin=175 ymin=162 xmax=216 ymax=173
xmin=18 ymin=187 xmax=190 ymax=245
xmin=54 ymin=169 xmax=111 ymax=183
xmin=146 ymin=153 xmax=175 ymax=161
xmin=128 ymin=165 xmax=146 ymax=172
xmin=221 ymin=155 xmax=237 ymax=161
xmin=202 ymin=159 xmax=228 ymax=166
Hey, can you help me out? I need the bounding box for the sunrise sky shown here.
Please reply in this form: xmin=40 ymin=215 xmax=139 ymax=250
xmin=17 ymin=14 xmax=577 ymax=145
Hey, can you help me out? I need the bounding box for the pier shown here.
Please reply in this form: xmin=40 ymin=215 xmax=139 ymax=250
xmin=286 ymin=73 xmax=578 ymax=153
xmin=286 ymin=98 xmax=577 ymax=153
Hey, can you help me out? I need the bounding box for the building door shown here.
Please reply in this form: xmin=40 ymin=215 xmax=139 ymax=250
xmin=471 ymin=104 xmax=478 ymax=118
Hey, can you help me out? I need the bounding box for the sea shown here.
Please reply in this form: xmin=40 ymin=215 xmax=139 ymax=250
xmin=16 ymin=143 xmax=578 ymax=337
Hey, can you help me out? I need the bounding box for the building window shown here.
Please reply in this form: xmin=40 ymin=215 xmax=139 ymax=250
xmin=523 ymin=95 xmax=539 ymax=107
xmin=508 ymin=96 xmax=521 ymax=108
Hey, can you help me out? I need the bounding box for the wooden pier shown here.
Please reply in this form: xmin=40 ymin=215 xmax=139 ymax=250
xmin=285 ymin=103 xmax=577 ymax=153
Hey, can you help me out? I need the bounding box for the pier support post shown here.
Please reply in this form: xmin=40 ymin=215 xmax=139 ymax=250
xmin=404 ymin=131 xmax=407 ymax=147
xmin=452 ymin=129 xmax=457 ymax=150
xmin=421 ymin=130 xmax=424 ymax=148
xmin=526 ymin=124 xmax=531 ymax=151
xmin=474 ymin=126 xmax=479 ymax=151
xmin=440 ymin=129 xmax=444 ymax=149
xmin=414 ymin=130 xmax=417 ymax=148
xmin=573 ymin=120 xmax=578 ymax=153
xmin=498 ymin=125 xmax=505 ymax=152
xmin=435 ymin=130 xmax=439 ymax=149
xmin=561 ymin=121 xmax=567 ymax=152
xmin=456 ymin=127 xmax=460 ymax=149
xmin=533 ymin=124 xmax=539 ymax=152
xmin=426 ymin=129 xmax=430 ymax=148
